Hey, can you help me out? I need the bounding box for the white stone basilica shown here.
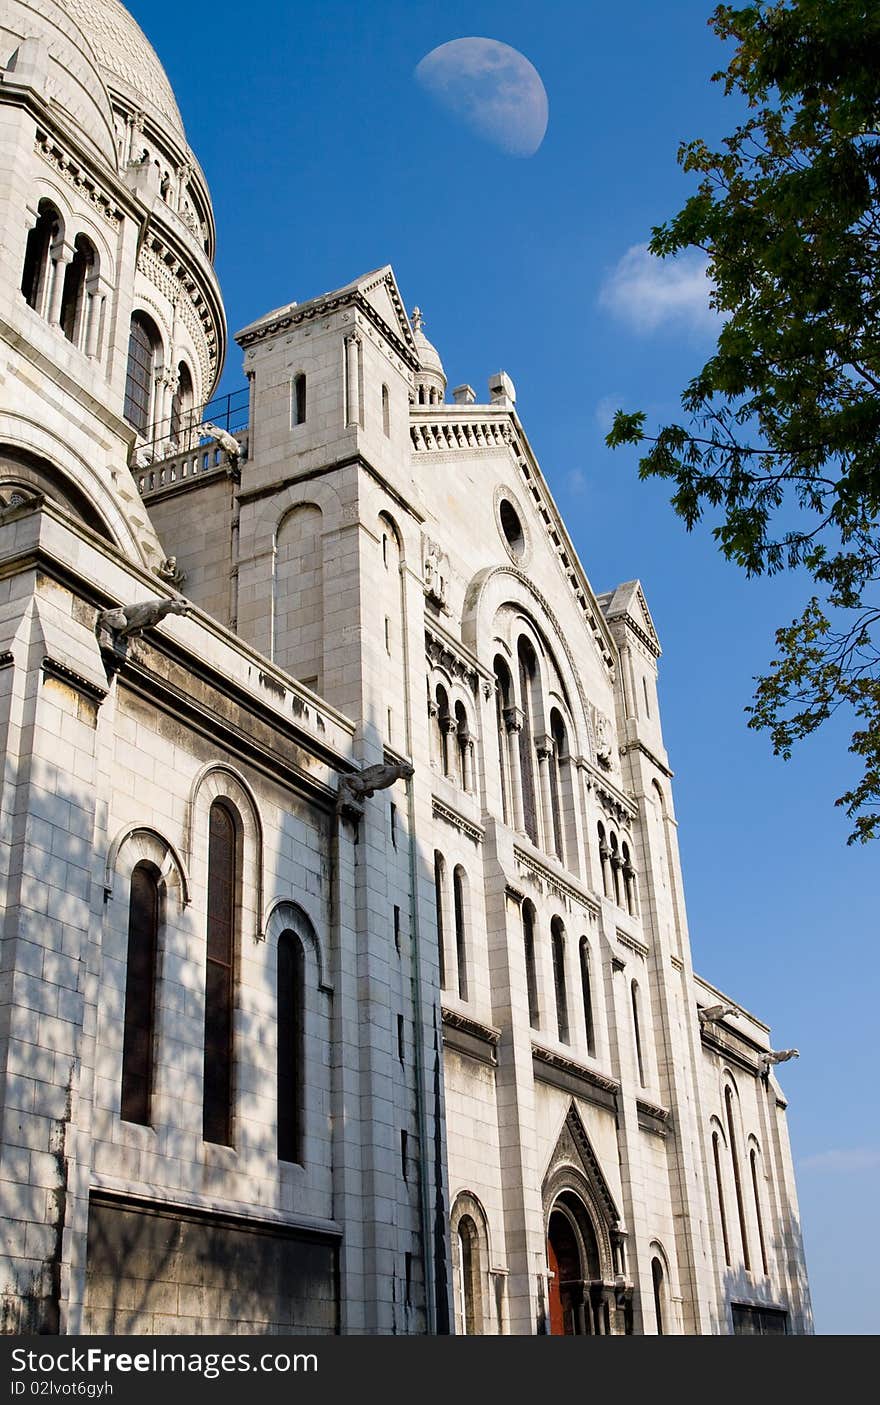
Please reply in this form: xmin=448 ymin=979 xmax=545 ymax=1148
xmin=0 ymin=0 xmax=812 ymax=1336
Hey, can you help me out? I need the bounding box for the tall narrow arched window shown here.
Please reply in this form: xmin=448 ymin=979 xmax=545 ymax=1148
xmin=548 ymin=710 xmax=567 ymax=863
xmin=712 ymin=1130 xmax=731 ymax=1266
xmin=517 ymin=638 xmax=540 ymax=846
xmin=124 ymin=312 xmax=160 ymax=436
xmin=293 ymin=372 xmax=307 ymax=426
xmin=434 ymin=850 xmax=447 ymax=990
xmin=203 ymin=800 xmax=237 ymax=1145
xmin=59 ymin=234 xmax=94 ymax=345
xmin=171 ymin=361 xmax=194 ymax=445
xmin=454 ymin=701 xmax=471 ymax=790
xmin=622 ymin=842 xmax=636 ymax=916
xmin=579 ymin=937 xmax=595 ymax=1056
xmin=381 ymin=382 xmax=390 ymax=436
xmin=494 ymin=657 xmax=513 ymax=824
xmin=597 ymin=822 xmax=611 ymax=899
xmin=21 ymin=201 xmax=59 ymax=314
xmin=277 ymin=932 xmax=305 ymax=1163
xmin=630 ymin=980 xmax=645 ymax=1087
xmin=725 ymin=1085 xmax=751 ymax=1270
xmin=436 ymin=685 xmax=452 ymax=777
xmin=120 ymin=862 xmax=160 ymax=1125
xmin=551 ymin=918 xmax=569 ymax=1043
xmin=523 ymin=900 xmax=539 ymax=1028
xmin=750 ymin=1148 xmax=769 ymax=1276
xmin=457 ymin=1216 xmax=481 ymax=1335
xmin=453 ymin=865 xmax=468 ymax=1001
xmin=610 ymin=832 xmax=622 ymax=906
xmin=651 ymin=1256 xmax=666 ymax=1335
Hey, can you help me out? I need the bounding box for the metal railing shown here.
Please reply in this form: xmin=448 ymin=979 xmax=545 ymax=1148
xmin=132 ymin=385 xmax=249 ymax=467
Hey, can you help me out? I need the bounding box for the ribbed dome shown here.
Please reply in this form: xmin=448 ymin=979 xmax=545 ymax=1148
xmin=58 ymin=0 xmax=185 ymax=139
xmin=411 ymin=306 xmax=446 ymax=403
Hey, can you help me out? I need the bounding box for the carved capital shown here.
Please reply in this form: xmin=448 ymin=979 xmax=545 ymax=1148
xmin=503 ymin=704 xmax=525 ymax=735
xmin=535 ymin=733 xmax=555 ymax=761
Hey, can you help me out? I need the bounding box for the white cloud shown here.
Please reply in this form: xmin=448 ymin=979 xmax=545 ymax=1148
xmin=598 ymin=243 xmax=717 ymax=335
xmin=594 ymin=394 xmax=624 ymax=434
xmin=566 ymin=467 xmax=587 ymax=496
xmin=799 ymin=1148 xmax=880 ymax=1173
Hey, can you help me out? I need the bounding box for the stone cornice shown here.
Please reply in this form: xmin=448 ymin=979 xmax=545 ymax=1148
xmin=532 ymin=1046 xmax=619 ymax=1117
xmin=699 ymin=1025 xmax=765 ymax=1078
xmin=513 ymin=846 xmax=600 ymax=916
xmin=42 ymin=656 xmax=107 ymax=706
xmin=236 ymin=285 xmax=420 ymax=372
xmin=616 ymin=929 xmax=649 ymax=959
xmin=636 ymin=1099 xmax=670 ymax=1137
xmin=441 ymin=1007 xmax=500 ymax=1066
xmin=619 ymin=738 xmax=674 ymax=780
xmin=425 ymin=619 xmax=493 ymax=696
xmin=432 ymin=797 xmax=484 ymax=844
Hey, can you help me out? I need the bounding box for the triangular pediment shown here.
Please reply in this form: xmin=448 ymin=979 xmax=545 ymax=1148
xmin=597 ymin=579 xmax=661 ymax=658
xmin=356 ymin=266 xmax=417 ymax=356
xmin=543 ymin=1101 xmax=620 ymax=1227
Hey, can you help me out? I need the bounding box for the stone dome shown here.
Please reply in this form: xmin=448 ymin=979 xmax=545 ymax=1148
xmin=57 ymin=0 xmax=186 ymax=140
xmin=411 ymin=306 xmax=447 ymax=402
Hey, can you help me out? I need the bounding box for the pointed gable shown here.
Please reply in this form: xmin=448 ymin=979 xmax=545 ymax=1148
xmin=597 ymin=579 xmax=662 ymax=659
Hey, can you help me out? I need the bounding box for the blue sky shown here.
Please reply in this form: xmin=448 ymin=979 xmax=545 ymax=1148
xmin=133 ymin=0 xmax=878 ymax=1333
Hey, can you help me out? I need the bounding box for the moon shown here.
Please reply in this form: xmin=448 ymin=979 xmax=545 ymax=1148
xmin=415 ymin=38 xmax=548 ymax=158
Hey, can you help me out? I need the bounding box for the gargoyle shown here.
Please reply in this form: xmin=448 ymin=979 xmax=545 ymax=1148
xmin=761 ymin=1048 xmax=799 ymax=1076
xmin=698 ymin=1003 xmax=737 ymax=1026
xmin=337 ymin=760 xmax=415 ymax=819
xmin=200 ymin=422 xmax=242 ymax=462
xmin=97 ymin=596 xmax=191 ymax=642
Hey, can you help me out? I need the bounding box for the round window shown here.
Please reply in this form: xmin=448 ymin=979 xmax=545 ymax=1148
xmin=499 ymin=498 xmax=525 ymax=559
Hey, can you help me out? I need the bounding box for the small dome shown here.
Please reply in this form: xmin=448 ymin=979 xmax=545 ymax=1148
xmin=58 ymin=0 xmax=186 ymax=140
xmin=411 ymin=306 xmax=446 ymax=403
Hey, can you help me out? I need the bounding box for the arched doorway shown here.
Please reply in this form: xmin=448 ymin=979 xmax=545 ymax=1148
xmin=547 ymin=1208 xmax=581 ymax=1335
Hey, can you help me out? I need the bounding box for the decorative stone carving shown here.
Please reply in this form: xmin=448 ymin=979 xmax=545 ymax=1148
xmin=592 ymin=707 xmax=613 ymax=769
xmin=422 ymin=535 xmax=449 ymax=609
xmin=337 ymin=759 xmax=414 ymax=820
xmin=156 ymin=556 xmax=187 ymax=589
xmin=97 ymin=596 xmax=191 ymax=643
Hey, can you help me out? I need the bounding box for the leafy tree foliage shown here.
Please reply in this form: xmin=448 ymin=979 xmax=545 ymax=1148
xmin=608 ymin=0 xmax=880 ymax=841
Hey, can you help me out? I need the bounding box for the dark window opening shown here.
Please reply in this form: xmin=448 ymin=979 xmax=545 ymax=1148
xmin=651 ymin=1256 xmax=665 ymax=1335
xmin=631 ymin=980 xmax=646 ymax=1087
xmin=21 ymin=202 xmax=58 ymax=311
xmin=293 ymin=372 xmax=307 ymax=426
xmin=203 ymin=800 xmax=237 ymax=1145
xmin=120 ymin=863 xmax=160 ymax=1125
xmin=523 ymin=901 xmax=539 ymax=1028
xmin=726 ymin=1086 xmax=751 ymax=1271
xmin=713 ymin=1131 xmax=731 ymax=1266
xmin=579 ymin=938 xmax=595 ymax=1056
xmin=551 ymin=919 xmax=569 ymax=1043
xmin=277 ymin=931 xmax=305 ymax=1163
xmin=124 ymin=312 xmax=159 ymax=436
xmin=453 ymin=866 xmax=468 ymax=1001
xmin=499 ymin=498 xmax=525 ymax=558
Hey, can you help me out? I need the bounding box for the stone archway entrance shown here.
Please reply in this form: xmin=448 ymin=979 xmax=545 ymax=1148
xmin=547 ymin=1208 xmax=582 ymax=1335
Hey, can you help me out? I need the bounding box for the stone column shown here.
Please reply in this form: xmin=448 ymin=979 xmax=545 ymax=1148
xmin=345 ymin=332 xmax=361 ymax=427
xmin=536 ymin=735 xmax=555 ymax=857
xmin=46 ymin=242 xmax=73 ymax=326
xmin=503 ymin=706 xmax=525 ymax=833
xmin=440 ymin=716 xmax=457 ymax=780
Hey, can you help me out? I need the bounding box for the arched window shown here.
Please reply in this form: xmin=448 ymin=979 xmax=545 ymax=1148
xmin=750 ymin=1148 xmax=769 ymax=1276
xmin=124 ymin=312 xmax=160 ymax=436
xmin=597 ymin=822 xmax=611 ymax=900
xmin=434 ymin=850 xmax=447 ymax=990
xmin=517 ymin=637 xmax=540 ymax=846
xmin=436 ymin=685 xmax=452 ymax=776
xmin=292 ymin=372 xmax=307 ymax=426
xmin=579 ymin=937 xmax=595 ymax=1056
xmin=454 ymin=701 xmax=471 ymax=790
xmin=725 ymin=1085 xmax=751 ymax=1270
xmin=610 ymin=832 xmax=622 ymax=906
xmin=457 ymin=1216 xmax=481 ymax=1335
xmin=277 ymin=931 xmax=305 ymax=1163
xmin=712 ymin=1129 xmax=731 ymax=1266
xmin=170 ymin=361 xmax=194 ymax=446
xmin=21 ymin=201 xmax=60 ymax=314
xmin=523 ymin=900 xmax=539 ymax=1028
xmin=651 ymin=1256 xmax=666 ymax=1335
xmin=381 ymin=382 xmax=390 ymax=436
xmin=494 ymin=657 xmax=513 ymax=824
xmin=453 ymin=865 xmax=468 ymax=1001
xmin=622 ymin=842 xmax=637 ymax=916
xmin=59 ymin=234 xmax=95 ymax=345
xmin=548 ymin=709 xmax=567 ymax=863
xmin=551 ymin=918 xmax=569 ymax=1043
xmin=203 ymin=800 xmax=238 ymax=1145
xmin=630 ymin=980 xmax=645 ymax=1087
xmin=120 ymin=862 xmax=160 ymax=1125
